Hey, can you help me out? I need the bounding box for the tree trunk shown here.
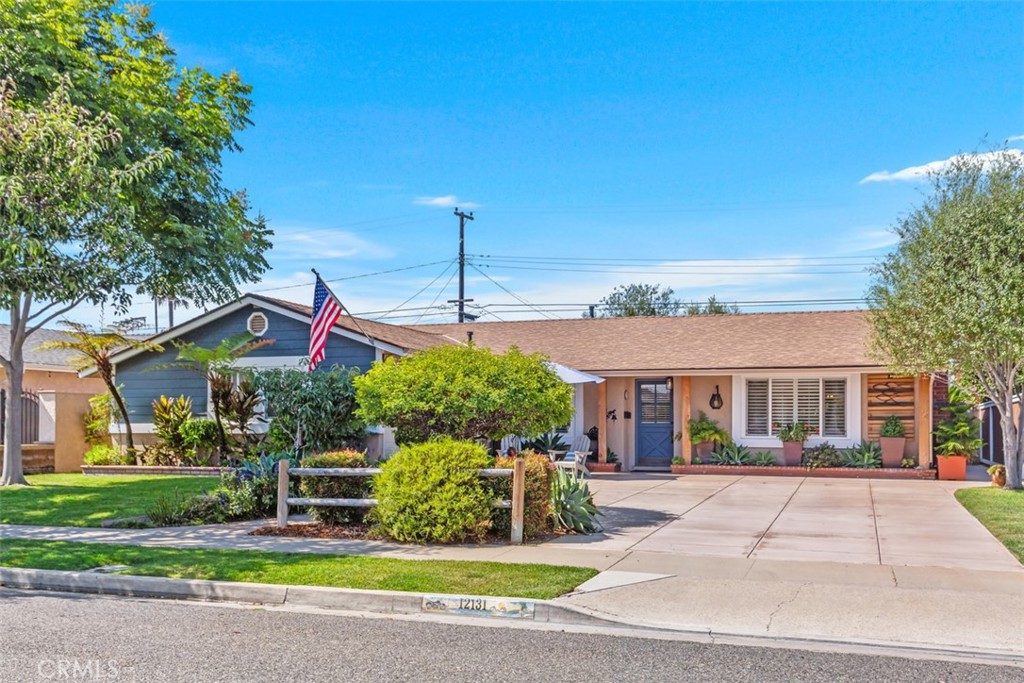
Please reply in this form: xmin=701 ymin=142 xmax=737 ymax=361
xmin=107 ymin=382 xmax=136 ymax=463
xmin=1 ymin=339 xmax=28 ymax=486
xmin=996 ymin=395 xmax=1022 ymax=490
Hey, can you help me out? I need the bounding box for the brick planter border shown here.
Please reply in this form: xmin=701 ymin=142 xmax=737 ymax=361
xmin=81 ymin=465 xmax=233 ymax=476
xmin=669 ymin=464 xmax=935 ymax=479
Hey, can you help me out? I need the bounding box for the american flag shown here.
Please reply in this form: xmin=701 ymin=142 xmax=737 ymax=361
xmin=308 ymin=275 xmax=342 ymax=372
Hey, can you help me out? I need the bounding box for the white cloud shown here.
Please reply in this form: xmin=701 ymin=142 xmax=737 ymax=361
xmin=860 ymin=150 xmax=1024 ymax=184
xmin=270 ymin=227 xmax=395 ymax=261
xmin=414 ymin=195 xmax=480 ymax=209
xmin=1007 ymin=135 xmax=1024 ymax=142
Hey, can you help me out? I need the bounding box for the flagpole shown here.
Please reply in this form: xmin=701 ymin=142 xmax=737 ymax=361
xmin=311 ymin=269 xmax=376 ymax=349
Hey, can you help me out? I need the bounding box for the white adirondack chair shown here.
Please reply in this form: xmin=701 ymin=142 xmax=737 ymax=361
xmin=555 ymin=434 xmax=591 ymax=479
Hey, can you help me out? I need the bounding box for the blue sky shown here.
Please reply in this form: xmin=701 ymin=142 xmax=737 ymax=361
xmin=95 ymin=2 xmax=1024 ymax=327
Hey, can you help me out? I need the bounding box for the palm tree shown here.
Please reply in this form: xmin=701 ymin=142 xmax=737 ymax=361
xmin=39 ymin=322 xmax=162 ymax=458
xmin=172 ymin=333 xmax=273 ymax=462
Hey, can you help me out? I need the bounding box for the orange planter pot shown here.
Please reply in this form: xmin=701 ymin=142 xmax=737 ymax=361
xmin=782 ymin=441 xmax=803 ymax=466
xmin=937 ymin=454 xmax=967 ymax=481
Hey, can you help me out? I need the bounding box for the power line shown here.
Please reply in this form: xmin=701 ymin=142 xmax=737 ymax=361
xmin=251 ymin=260 xmax=452 ymax=292
xmin=412 ymin=267 xmax=461 ymax=324
xmin=469 ymin=253 xmax=878 ymax=263
xmin=467 ymin=263 xmax=559 ymax=320
xmin=472 ymin=262 xmax=869 ymax=276
xmin=373 ymin=260 xmax=458 ymax=320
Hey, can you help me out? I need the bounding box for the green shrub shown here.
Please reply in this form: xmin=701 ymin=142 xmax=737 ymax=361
xmin=551 ymin=469 xmax=601 ymax=533
xmin=683 ymin=411 xmax=730 ymax=445
xmin=179 ymin=418 xmax=220 ymax=461
xmin=752 ymin=451 xmax=778 ymax=467
xmin=371 ymin=439 xmax=493 ymax=543
xmin=671 ymin=455 xmax=685 ymax=466
xmin=880 ymin=415 xmax=906 ymax=438
xmin=491 ymin=452 xmax=554 ymax=540
xmin=146 ymin=491 xmax=227 ymax=526
xmin=802 ymin=442 xmax=843 ymax=469
xmin=83 ymin=444 xmax=131 ymax=466
xmin=214 ymin=454 xmax=294 ymax=519
xmin=299 ymin=450 xmax=372 ymax=525
xmin=83 ymin=393 xmax=114 ymax=446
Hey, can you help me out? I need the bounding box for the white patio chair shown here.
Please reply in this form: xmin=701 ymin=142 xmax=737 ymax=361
xmin=556 ymin=448 xmax=590 ymax=479
xmin=570 ymin=434 xmax=592 ymax=455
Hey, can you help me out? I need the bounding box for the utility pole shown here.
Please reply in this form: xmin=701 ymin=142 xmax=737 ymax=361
xmin=453 ymin=207 xmax=475 ymax=323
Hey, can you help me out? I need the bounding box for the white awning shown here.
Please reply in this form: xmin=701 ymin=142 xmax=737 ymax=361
xmin=546 ymin=361 xmax=605 ymax=385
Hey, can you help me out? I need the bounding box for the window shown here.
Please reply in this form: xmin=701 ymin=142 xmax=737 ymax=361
xmin=745 ymin=378 xmax=847 ymax=438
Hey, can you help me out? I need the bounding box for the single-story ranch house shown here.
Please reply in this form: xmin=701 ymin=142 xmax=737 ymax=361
xmin=98 ymin=293 xmax=941 ymax=470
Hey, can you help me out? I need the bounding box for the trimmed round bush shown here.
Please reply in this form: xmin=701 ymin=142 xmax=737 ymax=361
xmin=372 ymin=439 xmax=493 ymax=543
xmin=83 ymin=444 xmax=131 ymax=466
xmin=491 ymin=451 xmax=554 ymax=540
xmin=299 ymin=450 xmax=371 ymax=525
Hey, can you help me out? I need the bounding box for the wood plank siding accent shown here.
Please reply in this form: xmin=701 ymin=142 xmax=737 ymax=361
xmin=865 ymin=374 xmax=917 ymax=441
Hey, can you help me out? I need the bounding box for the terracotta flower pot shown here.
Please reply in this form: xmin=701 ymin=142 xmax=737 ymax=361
xmin=782 ymin=441 xmax=803 ymax=466
xmin=992 ymin=471 xmax=1007 ymax=487
xmin=587 ymin=462 xmax=620 ymax=473
xmin=695 ymin=441 xmax=715 ymax=459
xmin=880 ymin=437 xmax=906 ymax=468
xmin=937 ymin=454 xmax=967 ymax=481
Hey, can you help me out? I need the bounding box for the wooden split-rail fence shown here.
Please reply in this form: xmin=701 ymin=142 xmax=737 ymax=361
xmin=276 ymin=459 xmax=528 ymax=544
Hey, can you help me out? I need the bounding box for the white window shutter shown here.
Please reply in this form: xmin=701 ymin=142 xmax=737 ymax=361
xmin=746 ymin=379 xmax=769 ymax=436
xmin=822 ymin=379 xmax=847 ymax=437
xmin=797 ymin=379 xmax=821 ymax=434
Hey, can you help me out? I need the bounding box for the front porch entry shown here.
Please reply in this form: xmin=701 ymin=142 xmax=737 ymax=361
xmin=635 ymin=379 xmax=674 ymax=469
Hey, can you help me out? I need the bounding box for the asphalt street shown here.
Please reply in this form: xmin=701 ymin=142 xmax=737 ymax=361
xmin=0 ymin=590 xmax=1018 ymax=683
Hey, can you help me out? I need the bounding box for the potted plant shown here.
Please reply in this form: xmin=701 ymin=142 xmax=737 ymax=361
xmin=679 ymin=411 xmax=729 ymax=460
xmin=879 ymin=416 xmax=906 ymax=468
xmin=589 ymin=447 xmax=621 ymax=473
xmin=670 ymin=455 xmax=686 ymax=474
xmin=934 ymin=403 xmax=983 ymax=481
xmin=774 ymin=422 xmax=816 ymax=466
xmin=987 ymin=464 xmax=1007 ymax=488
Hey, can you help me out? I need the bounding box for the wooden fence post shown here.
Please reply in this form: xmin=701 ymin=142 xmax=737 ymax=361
xmin=276 ymin=459 xmax=289 ymax=528
xmin=510 ymin=458 xmax=526 ymax=544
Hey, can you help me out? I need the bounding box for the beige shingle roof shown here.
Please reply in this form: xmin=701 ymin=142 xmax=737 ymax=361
xmin=255 ymin=295 xmax=454 ymax=352
xmin=408 ymin=310 xmax=880 ymax=372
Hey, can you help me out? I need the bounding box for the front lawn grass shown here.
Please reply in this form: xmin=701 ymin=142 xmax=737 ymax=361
xmin=955 ymin=486 xmax=1024 ymax=563
xmin=0 ymin=474 xmax=218 ymax=527
xmin=0 ymin=539 xmax=597 ymax=599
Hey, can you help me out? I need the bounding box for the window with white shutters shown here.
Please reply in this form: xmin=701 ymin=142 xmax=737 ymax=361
xmin=744 ymin=377 xmax=848 ymax=438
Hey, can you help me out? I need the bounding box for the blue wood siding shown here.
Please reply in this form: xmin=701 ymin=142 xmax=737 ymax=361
xmin=115 ymin=304 xmax=376 ymax=421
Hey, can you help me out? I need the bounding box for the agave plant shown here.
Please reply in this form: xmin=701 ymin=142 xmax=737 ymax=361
xmin=551 ymin=468 xmax=602 ymax=533
xmin=710 ymin=443 xmax=754 ymax=466
xmin=752 ymin=451 xmax=778 ymax=467
xmin=524 ymin=433 xmax=568 ymax=455
xmin=840 ymin=441 xmax=882 ymax=469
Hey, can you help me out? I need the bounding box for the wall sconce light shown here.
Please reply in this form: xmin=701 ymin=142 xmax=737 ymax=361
xmin=606 ymin=409 xmax=618 ymax=422
xmin=623 ymin=389 xmax=629 ymax=401
xmin=709 ymin=385 xmax=724 ymax=410
xmin=665 ymin=377 xmax=673 ymax=390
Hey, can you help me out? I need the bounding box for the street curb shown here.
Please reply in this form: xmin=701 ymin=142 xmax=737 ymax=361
xmin=0 ymin=567 xmax=620 ymax=627
xmin=3 ymin=567 xmax=1022 ymax=668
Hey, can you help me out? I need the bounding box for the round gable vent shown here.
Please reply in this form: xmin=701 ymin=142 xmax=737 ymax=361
xmin=247 ymin=311 xmax=269 ymax=337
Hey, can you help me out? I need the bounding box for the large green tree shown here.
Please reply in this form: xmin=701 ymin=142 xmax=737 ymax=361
xmin=870 ymin=149 xmax=1024 ymax=490
xmin=0 ymin=2 xmax=271 ymax=484
xmin=354 ymin=345 xmax=574 ymax=445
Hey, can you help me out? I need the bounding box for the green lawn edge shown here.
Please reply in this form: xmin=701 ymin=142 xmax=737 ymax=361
xmin=955 ymin=487 xmax=1024 ymax=563
xmin=0 ymin=539 xmax=597 ymax=600
xmin=0 ymin=474 xmax=219 ymax=527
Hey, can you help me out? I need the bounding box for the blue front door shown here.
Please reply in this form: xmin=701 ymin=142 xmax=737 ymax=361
xmin=636 ymin=380 xmax=674 ymax=468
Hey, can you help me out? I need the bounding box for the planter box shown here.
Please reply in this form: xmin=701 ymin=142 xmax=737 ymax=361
xmin=587 ymin=462 xmax=621 ymax=473
xmin=81 ymin=465 xmax=233 ymax=477
xmin=671 ymin=464 xmax=936 ymax=480
xmin=782 ymin=441 xmax=803 ymax=466
xmin=936 ymin=455 xmax=967 ymax=481
xmin=880 ymin=437 xmax=907 ymax=468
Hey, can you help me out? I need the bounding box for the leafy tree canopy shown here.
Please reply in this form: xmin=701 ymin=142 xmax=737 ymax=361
xmin=251 ymin=365 xmax=366 ymax=456
xmin=598 ymin=283 xmax=681 ymax=317
xmin=870 ymin=148 xmax=1024 ymax=489
xmin=684 ymin=295 xmax=740 ymax=315
xmin=0 ymin=0 xmax=271 ymax=308
xmin=354 ymin=345 xmax=574 ymax=444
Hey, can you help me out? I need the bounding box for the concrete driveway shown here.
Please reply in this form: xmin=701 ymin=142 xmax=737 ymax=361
xmin=546 ymin=474 xmax=1022 ymax=572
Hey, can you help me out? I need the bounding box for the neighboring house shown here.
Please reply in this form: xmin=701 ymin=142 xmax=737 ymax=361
xmin=0 ymin=324 xmax=105 ymax=472
xmin=104 ymin=297 xmax=941 ymax=472
xmin=98 ymin=294 xmax=450 ymax=458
